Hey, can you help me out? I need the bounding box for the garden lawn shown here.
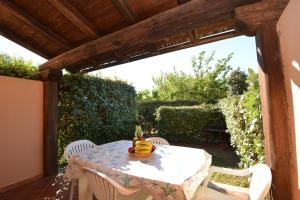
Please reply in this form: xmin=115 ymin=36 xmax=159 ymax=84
xmin=175 ymin=143 xmax=250 ymax=187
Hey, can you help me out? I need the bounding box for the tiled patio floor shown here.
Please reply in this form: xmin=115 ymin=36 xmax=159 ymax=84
xmin=0 ymin=172 xmax=78 ymax=200
xmin=0 ymin=171 xmax=247 ymax=200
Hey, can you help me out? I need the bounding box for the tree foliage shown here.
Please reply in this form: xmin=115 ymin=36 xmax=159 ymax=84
xmin=152 ymin=51 xmax=233 ymax=104
xmin=227 ymin=68 xmax=248 ymax=96
xmin=136 ymin=89 xmax=158 ymax=101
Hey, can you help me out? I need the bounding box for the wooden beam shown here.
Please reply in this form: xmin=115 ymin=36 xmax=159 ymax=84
xmin=112 ymin=0 xmax=138 ymax=24
xmin=0 ymin=0 xmax=72 ymax=49
xmin=40 ymin=69 xmax=62 ymax=176
xmin=188 ymin=30 xmax=199 ymax=43
xmin=48 ymin=0 xmax=99 ymax=38
xmin=177 ymin=0 xmax=190 ymax=5
xmin=0 ymin=25 xmax=52 ymax=59
xmin=39 ymin=0 xmax=259 ymax=71
xmin=256 ymin=22 xmax=292 ymax=200
xmin=159 ymin=30 xmax=240 ymax=54
xmin=235 ymin=0 xmax=289 ymax=36
xmin=80 ymin=30 xmax=239 ymax=73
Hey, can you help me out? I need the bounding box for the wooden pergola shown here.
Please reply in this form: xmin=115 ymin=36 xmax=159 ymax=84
xmin=0 ymin=0 xmax=291 ymax=199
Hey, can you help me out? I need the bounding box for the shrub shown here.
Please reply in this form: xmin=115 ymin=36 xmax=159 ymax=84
xmin=155 ymin=105 xmax=226 ymax=143
xmin=219 ymin=69 xmax=264 ymax=167
xmin=0 ymin=53 xmax=39 ymax=80
xmin=137 ymin=100 xmax=200 ymax=133
xmin=0 ymin=54 xmax=138 ymax=166
xmin=58 ymin=74 xmax=137 ymax=164
xmin=227 ymin=68 xmax=248 ymax=96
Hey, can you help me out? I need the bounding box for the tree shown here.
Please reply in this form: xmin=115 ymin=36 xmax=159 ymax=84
xmin=227 ymin=68 xmax=248 ymax=96
xmin=137 ymin=89 xmax=158 ymax=101
xmin=152 ymin=51 xmax=233 ymax=104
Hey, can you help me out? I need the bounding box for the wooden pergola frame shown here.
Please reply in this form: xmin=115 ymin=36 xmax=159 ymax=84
xmin=0 ymin=0 xmax=292 ymax=199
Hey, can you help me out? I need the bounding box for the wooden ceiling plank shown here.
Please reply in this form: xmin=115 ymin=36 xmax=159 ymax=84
xmin=112 ymin=0 xmax=138 ymax=24
xmin=177 ymin=0 xmax=191 ymax=5
xmin=0 ymin=25 xmax=52 ymax=59
xmin=0 ymin=0 xmax=72 ymax=50
xmin=39 ymin=0 xmax=259 ymax=71
xmin=48 ymin=0 xmax=99 ymax=38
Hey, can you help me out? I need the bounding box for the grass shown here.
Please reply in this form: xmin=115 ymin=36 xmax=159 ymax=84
xmin=211 ymin=172 xmax=250 ymax=187
xmin=176 ymin=142 xmax=250 ymax=187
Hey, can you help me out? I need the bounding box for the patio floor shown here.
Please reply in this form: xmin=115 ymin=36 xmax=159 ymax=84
xmin=0 ymin=172 xmax=247 ymax=200
xmin=0 ymin=172 xmax=77 ymax=200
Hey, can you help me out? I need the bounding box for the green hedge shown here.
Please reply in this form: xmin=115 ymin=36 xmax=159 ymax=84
xmin=155 ymin=105 xmax=226 ymax=143
xmin=138 ymin=100 xmax=199 ymax=133
xmin=219 ymin=69 xmax=264 ymax=167
xmin=58 ymin=74 xmax=137 ymax=163
xmin=1 ymin=55 xmax=137 ymax=164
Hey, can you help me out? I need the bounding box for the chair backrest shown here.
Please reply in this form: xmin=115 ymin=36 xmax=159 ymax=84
xmin=248 ymin=164 xmax=272 ymax=200
xmin=63 ymin=140 xmax=96 ymax=161
xmin=146 ymin=137 xmax=169 ymax=145
xmin=82 ymin=167 xmax=139 ymax=200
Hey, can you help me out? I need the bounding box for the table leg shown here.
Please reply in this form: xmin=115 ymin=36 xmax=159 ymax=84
xmin=78 ymin=175 xmax=93 ymax=200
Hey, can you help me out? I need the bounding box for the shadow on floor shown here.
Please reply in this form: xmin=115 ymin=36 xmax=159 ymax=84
xmin=0 ymin=171 xmax=78 ymax=200
xmin=174 ymin=143 xmax=240 ymax=168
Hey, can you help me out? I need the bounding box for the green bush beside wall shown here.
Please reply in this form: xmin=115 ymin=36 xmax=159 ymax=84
xmin=0 ymin=53 xmax=39 ymax=80
xmin=155 ymin=105 xmax=226 ymax=143
xmin=1 ymin=55 xmax=138 ymax=166
xmin=219 ymin=69 xmax=264 ymax=167
xmin=58 ymin=74 xmax=137 ymax=164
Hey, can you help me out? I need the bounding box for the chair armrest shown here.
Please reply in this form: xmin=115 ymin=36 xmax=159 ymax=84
xmin=202 ymin=166 xmax=251 ymax=187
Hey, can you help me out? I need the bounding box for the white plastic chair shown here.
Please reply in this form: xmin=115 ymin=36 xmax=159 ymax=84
xmin=64 ymin=140 xmax=97 ymax=200
xmin=64 ymin=140 xmax=97 ymax=161
xmin=146 ymin=137 xmax=169 ymax=145
xmin=82 ymin=167 xmax=152 ymax=200
xmin=194 ymin=163 xmax=272 ymax=200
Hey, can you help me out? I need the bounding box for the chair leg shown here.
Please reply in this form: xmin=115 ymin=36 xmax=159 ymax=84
xmin=69 ymin=180 xmax=76 ymax=200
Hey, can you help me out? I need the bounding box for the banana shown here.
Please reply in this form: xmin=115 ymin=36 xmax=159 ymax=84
xmin=133 ymin=140 xmax=153 ymax=154
xmin=136 ymin=141 xmax=152 ymax=148
xmin=134 ymin=146 xmax=151 ymax=151
xmin=135 ymin=149 xmax=152 ymax=154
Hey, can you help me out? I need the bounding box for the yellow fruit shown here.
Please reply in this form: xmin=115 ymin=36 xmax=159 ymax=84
xmin=134 ymin=146 xmax=151 ymax=151
xmin=136 ymin=141 xmax=152 ymax=148
xmin=135 ymin=149 xmax=151 ymax=154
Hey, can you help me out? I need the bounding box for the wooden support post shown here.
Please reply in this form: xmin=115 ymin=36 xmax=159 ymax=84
xmin=40 ymin=69 xmax=62 ymax=176
xmin=256 ymin=22 xmax=292 ymax=200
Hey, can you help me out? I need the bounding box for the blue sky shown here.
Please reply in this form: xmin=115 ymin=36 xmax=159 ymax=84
xmin=0 ymin=35 xmax=258 ymax=91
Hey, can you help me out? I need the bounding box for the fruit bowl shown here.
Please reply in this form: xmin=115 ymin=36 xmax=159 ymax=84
xmin=128 ymin=145 xmax=156 ymax=158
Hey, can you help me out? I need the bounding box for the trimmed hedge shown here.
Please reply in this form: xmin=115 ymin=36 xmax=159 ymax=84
xmin=58 ymin=74 xmax=137 ymax=163
xmin=138 ymin=100 xmax=199 ymax=133
xmin=219 ymin=69 xmax=264 ymax=167
xmin=1 ymin=54 xmax=138 ymax=166
xmin=155 ymin=105 xmax=226 ymax=143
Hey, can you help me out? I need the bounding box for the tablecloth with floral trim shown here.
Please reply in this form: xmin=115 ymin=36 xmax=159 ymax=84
xmin=65 ymin=140 xmax=211 ymax=200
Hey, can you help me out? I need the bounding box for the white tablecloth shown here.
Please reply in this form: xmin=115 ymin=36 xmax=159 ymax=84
xmin=65 ymin=140 xmax=211 ymax=200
